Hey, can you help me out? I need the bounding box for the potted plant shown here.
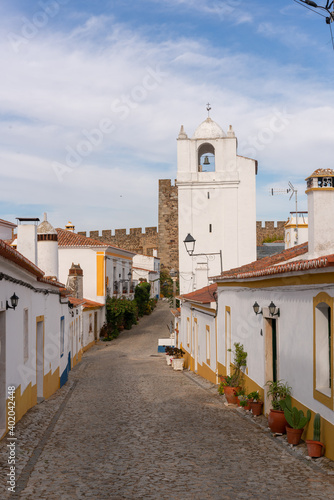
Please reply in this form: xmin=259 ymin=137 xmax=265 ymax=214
xmin=172 ymin=348 xmax=185 ymax=371
xmin=238 ymin=394 xmax=252 ymax=411
xmin=249 ymin=391 xmax=263 ymax=416
xmin=218 ymin=343 xmax=247 ymax=404
xmin=165 ymin=346 xmax=175 ymax=366
xmin=280 ymin=395 xmax=311 ymax=445
xmin=266 ymin=379 xmax=291 ymax=434
xmin=306 ymin=413 xmax=325 ymax=458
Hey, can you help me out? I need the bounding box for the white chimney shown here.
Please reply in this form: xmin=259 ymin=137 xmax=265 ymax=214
xmin=37 ymin=213 xmax=59 ymax=279
xmin=306 ymin=169 xmax=334 ymax=258
xmin=16 ymin=218 xmax=39 ymax=265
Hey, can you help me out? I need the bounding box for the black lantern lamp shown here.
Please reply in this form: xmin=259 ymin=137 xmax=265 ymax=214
xmin=269 ymin=301 xmax=280 ymax=317
xmin=6 ymin=293 xmax=19 ymax=311
xmin=252 ymin=301 xmax=262 ymax=315
xmin=183 ymin=233 xmax=196 ymax=256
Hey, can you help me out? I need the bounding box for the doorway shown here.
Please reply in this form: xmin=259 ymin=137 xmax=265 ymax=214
xmin=94 ymin=312 xmax=98 ymax=341
xmin=264 ymin=317 xmax=278 ymax=413
xmin=225 ymin=307 xmax=231 ymax=376
xmin=193 ymin=319 xmax=198 ymax=372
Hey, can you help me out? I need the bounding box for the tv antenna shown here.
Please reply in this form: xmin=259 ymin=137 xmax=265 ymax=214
xmin=270 ymin=181 xmax=299 ymax=245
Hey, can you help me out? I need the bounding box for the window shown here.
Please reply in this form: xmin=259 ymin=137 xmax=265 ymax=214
xmin=60 ymin=316 xmax=65 ymax=357
xmin=187 ymin=317 xmax=190 ymax=346
xmin=313 ymin=293 xmax=333 ymax=409
xmin=209 ymin=224 xmax=212 ymax=233
xmin=23 ymin=308 xmax=29 ymax=362
xmin=206 ymin=325 xmax=210 ymax=365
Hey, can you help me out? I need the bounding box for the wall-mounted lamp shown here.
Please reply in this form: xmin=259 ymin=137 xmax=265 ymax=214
xmin=6 ymin=293 xmax=19 ymax=311
xmin=68 ymin=301 xmax=74 ymax=310
xmin=269 ymin=301 xmax=280 ymax=317
xmin=183 ymin=233 xmax=223 ymax=274
xmin=252 ymin=301 xmax=262 ymax=315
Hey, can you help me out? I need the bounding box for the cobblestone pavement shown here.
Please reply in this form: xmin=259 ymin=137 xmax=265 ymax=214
xmin=1 ymin=301 xmax=334 ymax=499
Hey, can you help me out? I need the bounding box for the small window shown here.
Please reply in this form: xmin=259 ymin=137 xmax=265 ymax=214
xmin=209 ymin=224 xmax=212 ymax=233
xmin=60 ymin=316 xmax=65 ymax=357
xmin=207 ymin=192 xmax=210 ymax=199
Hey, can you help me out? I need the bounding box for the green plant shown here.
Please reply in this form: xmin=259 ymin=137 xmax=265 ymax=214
xmin=225 ymin=343 xmax=247 ymax=387
xmin=239 ymin=397 xmax=249 ymax=407
xmin=248 ymin=391 xmax=261 ymax=402
xmin=266 ymin=379 xmax=291 ymax=410
xmin=313 ymin=413 xmax=321 ymax=441
xmin=134 ymin=282 xmax=151 ymax=316
xmin=280 ymin=395 xmax=311 ymax=429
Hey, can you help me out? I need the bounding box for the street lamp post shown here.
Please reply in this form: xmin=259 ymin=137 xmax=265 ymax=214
xmin=183 ymin=233 xmax=223 ymax=274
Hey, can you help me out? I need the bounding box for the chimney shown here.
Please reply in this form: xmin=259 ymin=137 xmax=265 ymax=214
xmin=306 ymin=169 xmax=334 ymax=258
xmin=37 ymin=213 xmax=59 ymax=280
xmin=65 ymin=221 xmax=75 ymax=232
xmin=16 ymin=218 xmax=40 ymax=265
xmin=66 ymin=263 xmax=83 ymax=299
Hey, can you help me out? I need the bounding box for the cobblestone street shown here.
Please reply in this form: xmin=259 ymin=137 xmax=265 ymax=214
xmin=1 ymin=300 xmax=334 ymax=499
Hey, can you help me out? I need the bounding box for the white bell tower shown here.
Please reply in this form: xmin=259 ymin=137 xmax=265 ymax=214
xmin=177 ymin=106 xmax=257 ymax=294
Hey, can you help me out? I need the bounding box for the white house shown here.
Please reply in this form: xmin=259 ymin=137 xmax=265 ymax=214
xmin=132 ymin=253 xmax=160 ymax=298
xmin=177 ymin=114 xmax=257 ymax=295
xmin=0 ymin=237 xmax=79 ymax=440
xmin=0 ymin=218 xmax=16 ymax=241
xmin=178 ymin=168 xmax=334 ymax=461
xmin=57 ymin=227 xmax=135 ymax=307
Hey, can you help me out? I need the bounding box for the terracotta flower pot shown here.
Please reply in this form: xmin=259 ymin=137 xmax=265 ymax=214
xmin=250 ymin=400 xmax=263 ymax=416
xmin=286 ymin=426 xmax=303 ymax=445
xmin=224 ymin=386 xmax=240 ymax=405
xmin=306 ymin=440 xmax=325 ymax=458
xmin=268 ymin=410 xmax=288 ymax=434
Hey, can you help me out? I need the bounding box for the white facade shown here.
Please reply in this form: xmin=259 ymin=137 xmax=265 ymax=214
xmin=57 ymin=228 xmax=135 ymax=305
xmin=177 ymin=117 xmax=257 ymax=295
xmin=132 ymin=254 xmax=160 ymax=298
xmin=0 ymin=240 xmax=82 ymax=440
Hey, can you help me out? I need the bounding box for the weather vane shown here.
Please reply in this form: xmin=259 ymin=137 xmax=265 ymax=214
xmin=206 ymin=103 xmax=211 ymax=117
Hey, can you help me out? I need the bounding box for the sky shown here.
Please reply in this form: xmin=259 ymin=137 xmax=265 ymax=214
xmin=1 ymin=0 xmax=334 ymax=233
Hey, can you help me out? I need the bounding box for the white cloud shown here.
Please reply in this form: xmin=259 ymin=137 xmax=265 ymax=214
xmin=0 ymin=11 xmax=334 ymax=230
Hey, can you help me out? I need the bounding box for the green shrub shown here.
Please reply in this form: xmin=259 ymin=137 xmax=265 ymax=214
xmin=134 ymin=282 xmax=151 ymax=316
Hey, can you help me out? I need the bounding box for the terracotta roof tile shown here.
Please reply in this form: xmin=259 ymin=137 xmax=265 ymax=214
xmin=56 ymin=228 xmax=107 ymax=248
xmin=212 ymin=242 xmax=308 ymax=281
xmin=0 ymin=239 xmax=44 ymax=277
xmin=180 ymin=283 xmax=217 ymax=304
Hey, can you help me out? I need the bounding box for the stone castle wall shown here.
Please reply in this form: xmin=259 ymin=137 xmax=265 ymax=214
xmin=256 ymin=221 xmax=286 ymax=246
xmin=78 ymin=227 xmax=159 ymax=257
xmin=158 ymin=179 xmax=178 ymax=271
xmin=79 ymin=179 xmax=286 ymax=269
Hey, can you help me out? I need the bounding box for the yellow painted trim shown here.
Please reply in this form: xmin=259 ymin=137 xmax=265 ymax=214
xmin=191 ymin=304 xmax=215 ymax=314
xmin=306 ymin=188 xmax=334 ymax=193
xmin=105 ymin=251 xmax=132 ymax=260
xmin=206 ymin=324 xmax=210 ymax=366
xmin=313 ymin=292 xmax=333 ymax=410
xmin=217 ymin=272 xmax=334 ymax=289
xmin=43 ymin=367 xmax=60 ymax=400
xmin=225 ymin=306 xmax=231 ymax=377
xmin=96 ymin=253 xmax=105 ymax=296
xmin=36 ymin=316 xmax=44 ymax=398
xmin=284 ymin=224 xmax=308 ymax=229
xmin=83 ymin=339 xmax=96 ymax=352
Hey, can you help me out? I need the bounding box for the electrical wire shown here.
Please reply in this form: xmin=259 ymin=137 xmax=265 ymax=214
xmin=292 ymin=0 xmax=327 ymax=17
xmin=330 ymin=20 xmax=334 ymax=48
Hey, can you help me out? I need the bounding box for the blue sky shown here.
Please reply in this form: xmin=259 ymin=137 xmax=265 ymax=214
xmin=1 ymin=0 xmax=334 ymax=233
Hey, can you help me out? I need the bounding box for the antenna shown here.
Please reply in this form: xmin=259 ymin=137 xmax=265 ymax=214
xmin=270 ymin=182 xmax=299 ymax=245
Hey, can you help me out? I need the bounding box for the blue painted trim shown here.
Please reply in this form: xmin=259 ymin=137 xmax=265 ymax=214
xmin=60 ymin=351 xmax=71 ymax=387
